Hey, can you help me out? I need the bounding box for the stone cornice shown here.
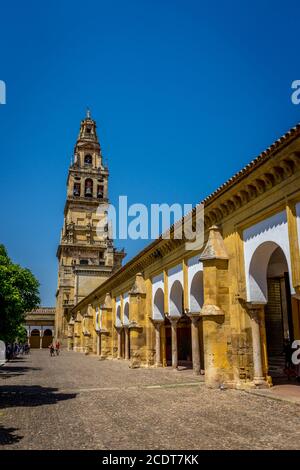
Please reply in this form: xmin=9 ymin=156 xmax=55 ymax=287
xmin=203 ymin=150 xmax=300 ymax=228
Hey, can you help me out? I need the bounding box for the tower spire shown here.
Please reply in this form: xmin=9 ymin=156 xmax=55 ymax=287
xmin=86 ymin=107 xmax=91 ymax=119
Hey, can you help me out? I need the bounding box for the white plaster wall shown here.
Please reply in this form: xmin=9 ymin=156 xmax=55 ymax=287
xmin=243 ymin=210 xmax=294 ymax=302
xmin=152 ymin=273 xmax=164 ymax=320
xmin=115 ymin=297 xmax=122 ymax=327
xmin=187 ymin=255 xmax=203 ymax=312
xmin=123 ymin=292 xmax=129 ymax=325
xmin=168 ymin=264 xmax=183 ymax=291
xmin=168 ymin=264 xmax=183 ymax=316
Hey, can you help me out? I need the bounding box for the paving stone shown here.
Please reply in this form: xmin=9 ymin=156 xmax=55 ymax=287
xmin=0 ymin=350 xmax=299 ymax=449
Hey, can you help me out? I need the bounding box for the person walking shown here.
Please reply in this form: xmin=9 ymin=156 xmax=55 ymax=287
xmin=49 ymin=343 xmax=55 ymax=357
xmin=55 ymin=340 xmax=60 ymax=356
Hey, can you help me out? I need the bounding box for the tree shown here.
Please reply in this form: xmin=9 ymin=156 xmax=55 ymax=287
xmin=0 ymin=244 xmax=40 ymax=342
xmin=16 ymin=325 xmax=28 ymax=344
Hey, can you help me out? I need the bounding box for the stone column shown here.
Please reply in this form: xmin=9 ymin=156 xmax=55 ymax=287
xmin=117 ymin=328 xmax=122 ymax=359
xmin=128 ymin=273 xmax=147 ymax=368
xmin=247 ymin=303 xmax=266 ymax=386
xmin=101 ymin=293 xmax=113 ymax=359
xmin=67 ymin=320 xmax=74 ymax=351
xmin=39 ymin=330 xmax=43 ymax=349
xmin=199 ymin=225 xmax=230 ymax=388
xmin=96 ymin=333 xmax=101 ymax=356
xmin=153 ymin=321 xmax=163 ymax=367
xmin=189 ymin=315 xmax=201 ymax=375
xmin=170 ymin=318 xmax=178 ymax=369
xmin=124 ymin=327 xmax=130 ymax=360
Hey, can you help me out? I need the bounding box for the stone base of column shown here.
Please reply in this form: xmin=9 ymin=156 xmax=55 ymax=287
xmin=253 ymin=376 xmax=269 ymax=388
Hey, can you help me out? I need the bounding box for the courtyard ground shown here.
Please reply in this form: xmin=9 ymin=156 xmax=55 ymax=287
xmin=0 ymin=350 xmax=300 ymax=450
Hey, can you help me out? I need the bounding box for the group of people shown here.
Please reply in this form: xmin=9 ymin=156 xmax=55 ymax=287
xmin=49 ymin=341 xmax=60 ymax=357
xmin=6 ymin=342 xmax=30 ymax=360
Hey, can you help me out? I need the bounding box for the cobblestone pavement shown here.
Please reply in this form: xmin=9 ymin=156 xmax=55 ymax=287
xmin=0 ymin=350 xmax=300 ymax=450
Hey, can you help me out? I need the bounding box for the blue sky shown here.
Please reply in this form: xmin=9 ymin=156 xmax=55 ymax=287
xmin=0 ymin=0 xmax=300 ymax=306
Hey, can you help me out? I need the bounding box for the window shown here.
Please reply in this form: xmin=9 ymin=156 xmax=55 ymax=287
xmin=85 ymin=178 xmax=93 ymax=197
xmin=73 ymin=182 xmax=81 ymax=197
xmin=79 ymin=259 xmax=89 ymax=265
xmin=97 ymin=185 xmax=104 ymax=199
xmin=86 ymin=127 xmax=91 ymax=134
xmin=84 ymin=154 xmax=92 ymax=165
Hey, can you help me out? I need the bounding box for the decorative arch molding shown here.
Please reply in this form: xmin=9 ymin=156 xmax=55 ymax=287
xmin=204 ymin=152 xmax=300 ymax=227
xmin=243 ymin=210 xmax=294 ymax=302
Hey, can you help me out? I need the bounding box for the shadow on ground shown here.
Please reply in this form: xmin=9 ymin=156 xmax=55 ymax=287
xmin=0 ymin=367 xmax=42 ymax=380
xmin=0 ymin=425 xmax=23 ymax=446
xmin=0 ymin=385 xmax=77 ymax=409
xmin=0 ymin=357 xmax=42 ymax=380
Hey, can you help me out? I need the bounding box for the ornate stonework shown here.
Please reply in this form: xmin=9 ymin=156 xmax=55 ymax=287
xmin=55 ymin=111 xmax=125 ymax=342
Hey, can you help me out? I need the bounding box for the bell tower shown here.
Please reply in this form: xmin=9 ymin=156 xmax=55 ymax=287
xmin=55 ymin=110 xmax=125 ymax=342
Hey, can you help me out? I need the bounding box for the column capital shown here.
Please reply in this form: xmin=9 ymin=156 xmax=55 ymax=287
xmin=150 ymin=318 xmax=164 ymax=326
xmin=186 ymin=312 xmax=201 ymax=324
xmin=168 ymin=316 xmax=179 ymax=326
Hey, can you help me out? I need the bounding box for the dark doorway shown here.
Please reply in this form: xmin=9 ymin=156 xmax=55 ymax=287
xmin=265 ymin=247 xmax=294 ymax=380
xmin=121 ymin=329 xmax=125 ymax=358
xmin=177 ymin=314 xmax=192 ymax=367
xmin=164 ymin=317 xmax=172 ymax=365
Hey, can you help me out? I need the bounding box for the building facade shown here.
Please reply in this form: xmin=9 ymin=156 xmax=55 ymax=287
xmin=25 ymin=307 xmax=55 ymax=349
xmin=55 ymin=112 xmax=125 ymax=343
xmin=67 ymin=124 xmax=300 ymax=389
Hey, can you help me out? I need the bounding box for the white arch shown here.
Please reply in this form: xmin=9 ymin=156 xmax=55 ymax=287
xmin=169 ymin=280 xmax=183 ymax=317
xmin=168 ymin=264 xmax=184 ymax=316
xmin=115 ymin=297 xmax=122 ymax=327
xmin=244 ymin=210 xmax=294 ymax=301
xmin=190 ymin=271 xmax=204 ymax=312
xmin=249 ymin=242 xmax=282 ymax=302
xmin=123 ymin=302 xmax=129 ymax=326
xmin=153 ymin=288 xmax=164 ymax=320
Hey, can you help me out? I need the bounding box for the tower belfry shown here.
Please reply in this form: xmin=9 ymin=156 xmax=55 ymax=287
xmin=55 ymin=112 xmax=125 ymax=342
